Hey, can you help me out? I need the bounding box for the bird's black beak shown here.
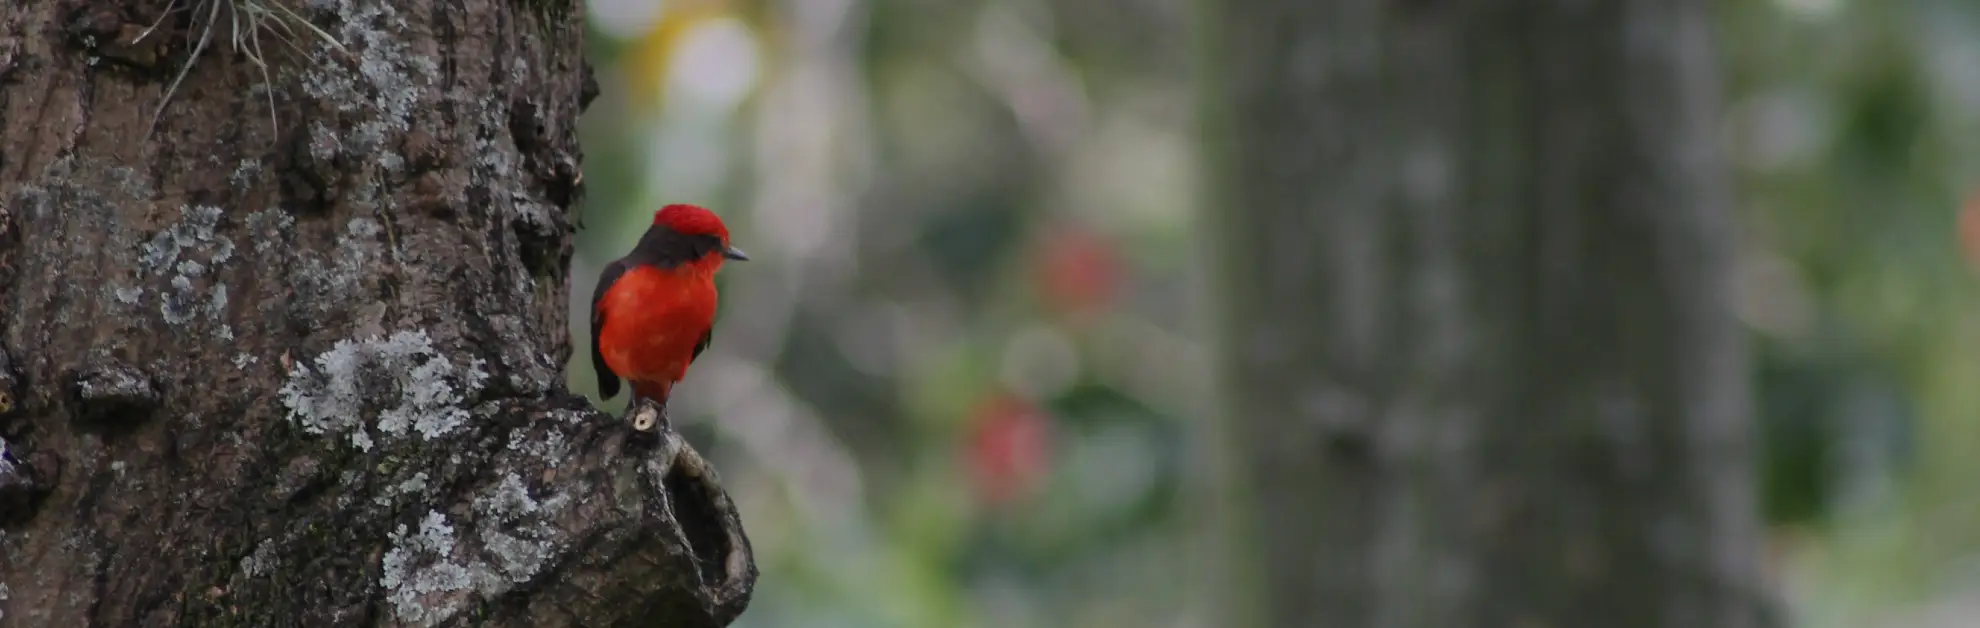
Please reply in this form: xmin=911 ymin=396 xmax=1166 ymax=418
xmin=723 ymin=246 xmax=751 ymax=261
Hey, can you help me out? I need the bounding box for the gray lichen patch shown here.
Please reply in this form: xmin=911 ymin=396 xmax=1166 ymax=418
xmin=238 ymin=538 xmax=277 ymax=578
xmin=468 ymin=109 xmax=514 ymax=186
xmin=111 ymin=286 xmax=142 ymax=303
xmin=301 ymin=0 xmax=440 ymax=187
xmin=464 ymin=101 xmax=549 ymax=228
xmin=550 ymin=409 xmax=587 ymax=425
xmin=139 ymin=205 xmax=232 ymax=273
xmin=372 ymin=478 xmax=564 ymax=626
xmin=306 ymin=122 xmax=342 ymax=166
xmin=475 ymin=474 xmax=542 ymax=519
xmin=291 ymin=217 xmax=386 ymax=322
xmin=380 ymin=511 xmax=474 ymax=627
xmin=278 ymin=329 xmax=490 ymax=451
xmin=483 ymin=314 xmax=558 ymax=396
xmin=134 ymin=205 xmax=236 ymax=331
xmin=243 ymin=209 xmax=294 ymax=254
xmin=374 ymin=471 xmax=430 ymax=507
xmin=470 ymin=472 xmax=569 ymax=587
xmin=337 ymin=217 xmax=382 ymax=269
xmin=230 ymin=159 xmax=264 ymax=192
xmin=373 ymin=469 xmax=575 ymax=626
xmin=505 ymin=427 xmax=567 ymax=468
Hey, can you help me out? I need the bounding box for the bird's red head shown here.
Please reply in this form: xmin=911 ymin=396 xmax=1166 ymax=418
xmin=654 ymin=204 xmax=733 ymax=244
xmin=650 ymin=203 xmax=750 ymax=264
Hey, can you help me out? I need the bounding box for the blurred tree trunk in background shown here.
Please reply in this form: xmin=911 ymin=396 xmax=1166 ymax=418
xmin=0 ymin=1 xmax=751 ymax=626
xmin=1203 ymin=2 xmax=1770 ymax=627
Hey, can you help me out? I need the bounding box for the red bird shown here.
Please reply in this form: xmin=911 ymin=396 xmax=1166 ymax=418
xmin=591 ymin=204 xmax=749 ymax=410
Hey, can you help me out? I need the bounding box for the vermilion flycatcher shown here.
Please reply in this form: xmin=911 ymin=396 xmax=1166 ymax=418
xmin=590 ymin=204 xmax=749 ymax=411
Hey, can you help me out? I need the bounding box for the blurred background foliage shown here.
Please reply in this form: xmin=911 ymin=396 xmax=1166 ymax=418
xmin=564 ymin=0 xmax=1980 ymax=626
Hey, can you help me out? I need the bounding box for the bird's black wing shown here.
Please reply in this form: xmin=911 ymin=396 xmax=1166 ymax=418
xmin=691 ymin=328 xmax=713 ymax=364
xmin=591 ymin=259 xmax=629 ymax=400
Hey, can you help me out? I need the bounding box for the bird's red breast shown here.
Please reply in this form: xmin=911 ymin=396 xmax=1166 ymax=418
xmin=596 ymin=263 xmax=719 ymax=402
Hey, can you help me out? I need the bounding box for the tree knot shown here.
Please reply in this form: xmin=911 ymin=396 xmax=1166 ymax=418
xmin=72 ymin=360 xmax=160 ymax=425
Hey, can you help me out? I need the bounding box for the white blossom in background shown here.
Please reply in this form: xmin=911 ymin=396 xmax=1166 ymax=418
xmin=669 ymin=17 xmax=762 ymax=111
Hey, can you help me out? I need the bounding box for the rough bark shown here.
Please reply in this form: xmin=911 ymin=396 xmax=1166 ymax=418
xmin=1203 ymin=2 xmax=1769 ymax=627
xmin=0 ymin=1 xmax=755 ymax=626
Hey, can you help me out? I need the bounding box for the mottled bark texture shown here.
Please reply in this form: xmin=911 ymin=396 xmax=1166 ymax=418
xmin=1204 ymin=2 xmax=1769 ymax=628
xmin=0 ymin=1 xmax=754 ymax=626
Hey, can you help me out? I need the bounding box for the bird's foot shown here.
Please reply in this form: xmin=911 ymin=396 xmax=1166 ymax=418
xmin=626 ymin=396 xmax=710 ymax=480
xmin=627 ymin=395 xmax=672 ymax=433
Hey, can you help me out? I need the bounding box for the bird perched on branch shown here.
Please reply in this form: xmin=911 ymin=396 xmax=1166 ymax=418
xmin=591 ymin=204 xmax=749 ymax=417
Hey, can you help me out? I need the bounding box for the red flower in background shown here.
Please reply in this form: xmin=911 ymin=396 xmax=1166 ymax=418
xmin=966 ymin=392 xmax=1053 ymax=508
xmin=1035 ymin=226 xmax=1122 ymax=322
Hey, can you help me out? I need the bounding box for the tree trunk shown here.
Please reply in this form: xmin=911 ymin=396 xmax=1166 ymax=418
xmin=0 ymin=1 xmax=754 ymax=626
xmin=1203 ymin=2 xmax=1769 ymax=627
